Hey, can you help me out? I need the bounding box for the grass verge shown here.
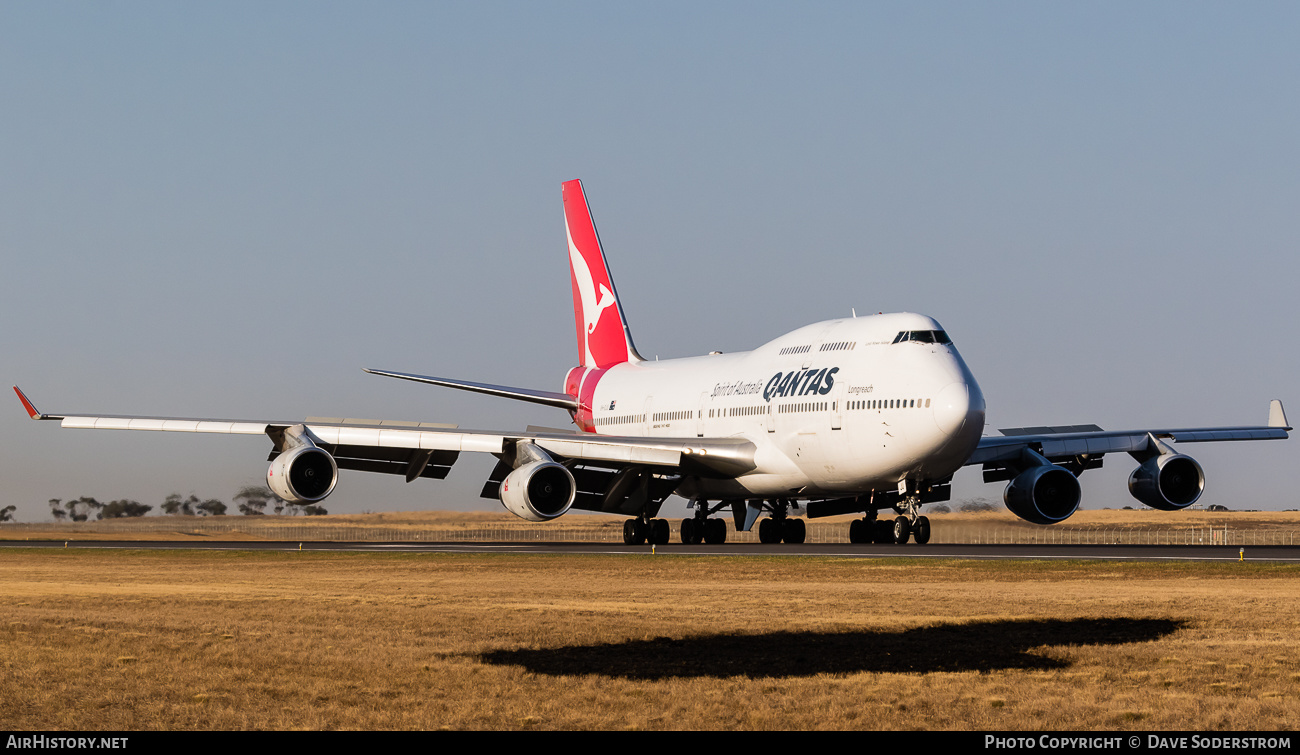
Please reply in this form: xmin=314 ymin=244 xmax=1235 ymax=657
xmin=2 ymin=550 xmax=1298 ymax=730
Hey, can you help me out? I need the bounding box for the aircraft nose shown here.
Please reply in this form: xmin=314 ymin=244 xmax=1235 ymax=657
xmin=933 ymin=381 xmax=971 ymax=436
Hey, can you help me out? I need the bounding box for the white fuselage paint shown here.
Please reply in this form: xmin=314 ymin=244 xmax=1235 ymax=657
xmin=583 ymin=312 xmax=987 ymax=500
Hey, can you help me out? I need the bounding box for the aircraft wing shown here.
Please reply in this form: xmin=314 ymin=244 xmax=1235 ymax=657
xmin=967 ymin=400 xmax=1290 ymax=470
xmin=12 ymin=386 xmax=756 ymax=508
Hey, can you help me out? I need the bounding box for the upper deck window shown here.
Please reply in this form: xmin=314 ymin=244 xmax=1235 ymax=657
xmin=892 ymin=330 xmax=952 ymax=345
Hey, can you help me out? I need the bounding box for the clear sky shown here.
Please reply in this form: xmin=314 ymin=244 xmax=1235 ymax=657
xmin=3 ymin=2 xmax=1297 ymax=522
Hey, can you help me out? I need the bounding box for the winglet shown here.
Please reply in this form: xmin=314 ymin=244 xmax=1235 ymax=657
xmin=1268 ymin=399 xmax=1289 ymax=430
xmin=13 ymin=386 xmax=44 ymax=419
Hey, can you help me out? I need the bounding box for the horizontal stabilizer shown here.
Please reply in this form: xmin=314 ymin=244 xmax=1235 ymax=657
xmin=526 ymin=425 xmax=583 ymax=435
xmin=363 ymin=368 xmax=579 ymax=411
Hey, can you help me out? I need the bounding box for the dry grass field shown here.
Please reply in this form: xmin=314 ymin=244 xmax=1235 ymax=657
xmin=2 ymin=548 xmax=1299 ymax=730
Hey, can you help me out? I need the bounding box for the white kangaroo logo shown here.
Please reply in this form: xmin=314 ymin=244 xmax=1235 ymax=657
xmin=568 ymin=221 xmax=617 ymax=366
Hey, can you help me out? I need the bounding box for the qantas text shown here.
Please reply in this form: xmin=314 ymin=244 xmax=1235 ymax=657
xmin=763 ymin=367 xmax=839 ymax=402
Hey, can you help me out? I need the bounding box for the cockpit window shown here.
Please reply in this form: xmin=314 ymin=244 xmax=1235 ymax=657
xmin=892 ymin=330 xmax=952 ymax=344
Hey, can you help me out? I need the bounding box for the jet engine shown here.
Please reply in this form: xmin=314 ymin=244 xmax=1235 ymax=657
xmin=1004 ymin=464 xmax=1081 ymax=525
xmin=1129 ymin=454 xmax=1204 ymax=510
xmin=500 ymin=460 xmax=576 ymax=522
xmin=267 ymin=443 xmax=338 ymax=504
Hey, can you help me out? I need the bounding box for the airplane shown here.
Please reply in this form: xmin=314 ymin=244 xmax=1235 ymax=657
xmin=13 ymin=179 xmax=1292 ymax=546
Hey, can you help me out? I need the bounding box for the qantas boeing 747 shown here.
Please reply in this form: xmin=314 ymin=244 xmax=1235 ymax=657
xmin=14 ymin=180 xmax=1292 ymax=545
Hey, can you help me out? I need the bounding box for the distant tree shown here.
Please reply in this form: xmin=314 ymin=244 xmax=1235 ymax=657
xmin=49 ymin=498 xmax=68 ymax=522
xmin=300 ymin=505 xmax=328 ymax=516
xmin=928 ymin=504 xmax=952 ymax=514
xmin=161 ymin=494 xmax=198 ymax=516
xmin=65 ymin=496 xmax=103 ymax=522
xmin=233 ymin=485 xmax=285 ymax=516
xmin=98 ymin=500 xmax=152 ymax=519
xmin=195 ymin=499 xmax=227 ymax=517
xmin=0 ymin=505 xmax=16 ymax=523
xmin=959 ymin=499 xmax=998 ymax=513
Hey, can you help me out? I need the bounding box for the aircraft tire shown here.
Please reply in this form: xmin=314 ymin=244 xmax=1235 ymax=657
xmin=849 ymin=519 xmax=865 ymax=544
xmin=892 ymin=516 xmax=911 ymax=545
xmin=680 ymin=517 xmax=698 ymax=544
xmin=704 ymin=517 xmax=727 ymax=544
xmin=782 ymin=517 xmax=806 ymax=544
xmin=758 ymin=518 xmax=780 ymax=544
xmin=873 ymin=519 xmax=893 ymax=544
xmin=623 ymin=519 xmax=644 ymax=545
xmin=913 ymin=516 xmax=931 ymax=545
xmin=651 ymin=518 xmax=670 ymax=545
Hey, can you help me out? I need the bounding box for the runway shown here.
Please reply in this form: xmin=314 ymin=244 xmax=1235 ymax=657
xmin=3 ymin=539 xmax=1298 ymax=562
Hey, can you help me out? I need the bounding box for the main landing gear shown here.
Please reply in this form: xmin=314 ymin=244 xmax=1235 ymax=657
xmin=622 ymin=501 xmax=733 ymax=546
xmin=680 ymin=500 xmax=728 ymax=545
xmin=680 ymin=515 xmax=727 ymax=544
xmin=622 ymin=498 xmax=932 ymax=546
xmin=847 ymin=500 xmax=931 ymax=545
xmin=680 ymin=499 xmax=809 ymax=545
xmin=622 ymin=516 xmax=671 ymax=545
xmin=758 ymin=516 xmax=806 ymax=544
xmin=753 ymin=499 xmax=807 ymax=544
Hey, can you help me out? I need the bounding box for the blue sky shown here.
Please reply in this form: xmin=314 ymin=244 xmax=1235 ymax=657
xmin=3 ymin=2 xmax=1297 ymax=521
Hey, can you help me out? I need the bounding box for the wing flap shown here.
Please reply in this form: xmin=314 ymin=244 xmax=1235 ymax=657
xmin=534 ymin=437 xmax=680 ymax=467
xmin=60 ymin=416 xmax=271 ymax=435
xmin=304 ymin=424 xmax=505 ymax=454
xmin=1037 ymin=435 xmax=1147 ymax=458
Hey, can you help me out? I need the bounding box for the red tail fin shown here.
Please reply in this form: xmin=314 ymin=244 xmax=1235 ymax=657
xmin=563 ymin=179 xmax=642 ymax=369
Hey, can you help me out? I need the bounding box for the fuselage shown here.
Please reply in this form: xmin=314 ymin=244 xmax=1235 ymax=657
xmin=564 ymin=312 xmax=986 ymax=499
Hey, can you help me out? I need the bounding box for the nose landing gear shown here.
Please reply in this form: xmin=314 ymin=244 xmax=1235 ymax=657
xmin=900 ymin=494 xmax=932 ymax=545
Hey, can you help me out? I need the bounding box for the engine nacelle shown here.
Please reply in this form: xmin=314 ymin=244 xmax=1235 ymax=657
xmin=1129 ymin=454 xmax=1204 ymax=510
xmin=1004 ymin=465 xmax=1081 ymax=525
xmin=500 ymin=460 xmax=575 ymax=522
xmin=267 ymin=444 xmax=339 ymax=504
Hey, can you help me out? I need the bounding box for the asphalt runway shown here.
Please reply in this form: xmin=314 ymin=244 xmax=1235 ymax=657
xmin=2 ymin=539 xmax=1298 ymax=562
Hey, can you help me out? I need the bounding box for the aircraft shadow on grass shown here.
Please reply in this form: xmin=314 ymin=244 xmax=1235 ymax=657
xmin=477 ymin=617 xmax=1185 ymax=680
